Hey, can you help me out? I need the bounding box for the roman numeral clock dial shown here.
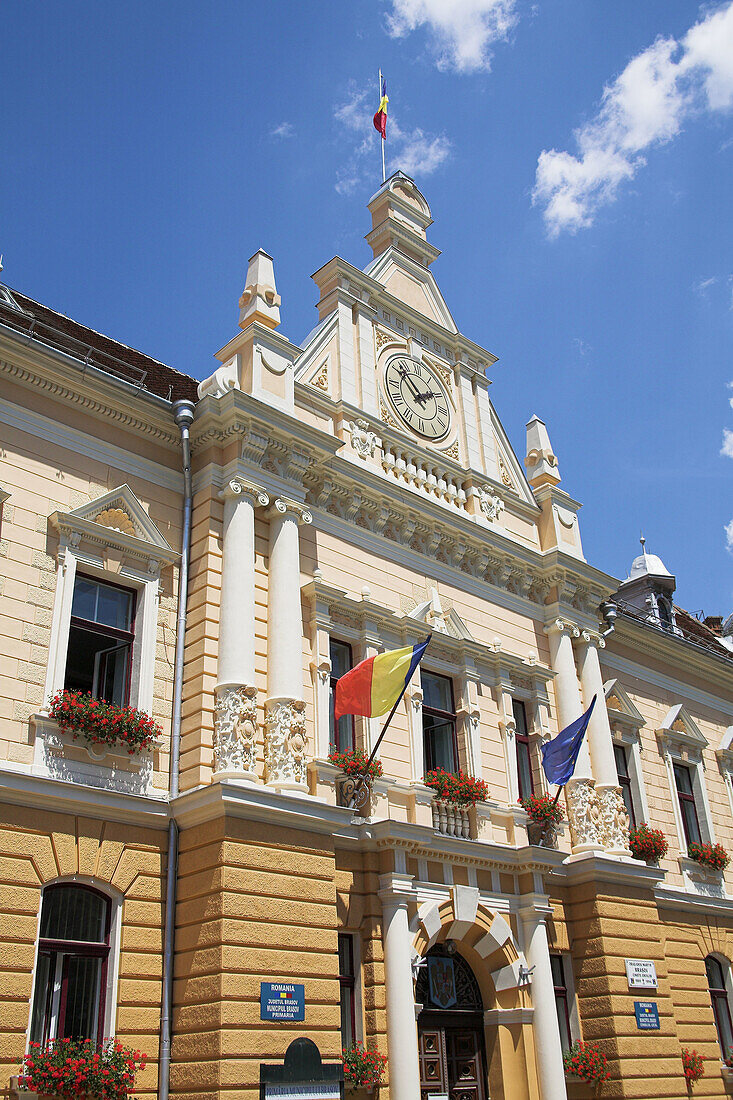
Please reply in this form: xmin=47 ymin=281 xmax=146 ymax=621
xmin=383 ymin=355 xmax=452 ymax=442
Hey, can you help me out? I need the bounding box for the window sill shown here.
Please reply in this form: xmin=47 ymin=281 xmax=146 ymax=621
xmin=30 ymin=713 xmax=159 ymax=796
xmin=679 ymin=856 xmax=726 ymax=899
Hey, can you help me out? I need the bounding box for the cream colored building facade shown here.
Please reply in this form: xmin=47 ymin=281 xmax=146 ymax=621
xmin=2 ymin=174 xmax=733 ymax=1100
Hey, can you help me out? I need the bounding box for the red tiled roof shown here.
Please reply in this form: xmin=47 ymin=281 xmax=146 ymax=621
xmin=0 ymin=284 xmax=199 ymax=403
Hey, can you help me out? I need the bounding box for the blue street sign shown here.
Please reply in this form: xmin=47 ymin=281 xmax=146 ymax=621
xmin=261 ymin=982 xmax=305 ymax=1022
xmin=634 ymin=1001 xmax=660 ymax=1030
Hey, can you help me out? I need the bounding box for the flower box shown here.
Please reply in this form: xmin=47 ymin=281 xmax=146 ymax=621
xmin=423 ymin=768 xmax=489 ymax=807
xmin=49 ymin=689 xmax=161 ymax=755
xmin=563 ymin=1041 xmax=610 ymax=1087
xmin=688 ymin=842 xmax=730 ymax=872
xmin=17 ymin=1037 xmax=146 ymax=1099
xmin=519 ymin=795 xmax=563 ymax=846
xmin=629 ymin=823 xmax=668 ymax=864
xmin=342 ymin=1042 xmax=386 ymax=1093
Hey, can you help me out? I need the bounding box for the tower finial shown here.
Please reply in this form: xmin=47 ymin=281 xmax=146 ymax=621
xmin=640 ymin=533 xmax=646 ymax=552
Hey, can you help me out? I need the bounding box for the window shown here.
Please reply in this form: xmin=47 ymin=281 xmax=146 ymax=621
xmin=338 ymin=933 xmax=356 ymax=1047
xmin=550 ymin=955 xmax=572 ymax=1052
xmin=674 ymin=763 xmax=702 ymax=846
xmin=29 ymin=885 xmax=111 ymax=1046
xmin=64 ymin=576 xmax=135 ymax=706
xmin=422 ymin=671 xmax=458 ymax=774
xmin=329 ymin=640 xmax=355 ymax=753
xmin=513 ymin=699 xmax=534 ymax=800
xmin=706 ymin=956 xmax=733 ymax=1058
xmin=614 ymin=743 xmax=637 ymax=827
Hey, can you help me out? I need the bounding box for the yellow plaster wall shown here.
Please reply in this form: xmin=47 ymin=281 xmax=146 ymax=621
xmin=0 ymin=414 xmax=181 ymax=788
xmin=0 ymin=802 xmax=165 ymax=1099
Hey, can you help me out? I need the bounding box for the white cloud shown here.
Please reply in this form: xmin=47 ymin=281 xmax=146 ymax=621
xmin=694 ymin=275 xmax=718 ymax=294
xmin=722 ymin=429 xmax=733 ymax=457
xmin=533 ymin=2 xmax=733 ymax=236
xmin=270 ymin=122 xmax=295 ymax=139
xmin=334 ymin=84 xmax=450 ymax=195
xmin=726 ymin=517 xmax=733 ymax=550
xmin=386 ymin=0 xmax=518 ymax=73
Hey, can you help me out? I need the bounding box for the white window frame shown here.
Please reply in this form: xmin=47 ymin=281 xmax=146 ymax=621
xmin=657 ymin=712 xmax=715 ymax=852
xmin=44 ymin=543 xmax=160 ymax=715
xmin=604 ymin=679 xmax=650 ymax=826
xmin=26 ymin=876 xmax=123 ymax=1050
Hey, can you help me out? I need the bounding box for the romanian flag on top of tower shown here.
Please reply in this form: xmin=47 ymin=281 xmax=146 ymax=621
xmin=334 ymin=637 xmax=430 ymax=721
xmin=373 ymin=78 xmax=388 ymax=138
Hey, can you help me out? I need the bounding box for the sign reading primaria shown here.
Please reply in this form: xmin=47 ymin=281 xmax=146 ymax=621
xmin=260 ymin=982 xmax=305 ymax=1022
xmin=625 ymin=959 xmax=658 ymax=989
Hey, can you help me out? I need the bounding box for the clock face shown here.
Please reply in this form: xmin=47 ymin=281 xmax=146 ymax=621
xmin=383 ymin=355 xmax=452 ymax=441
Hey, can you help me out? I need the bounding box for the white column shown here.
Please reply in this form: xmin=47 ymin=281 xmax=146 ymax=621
xmin=265 ymin=497 xmax=312 ymax=788
xmin=577 ymin=633 xmax=630 ymax=855
xmin=378 ymin=873 xmax=421 ymax=1100
xmin=214 ymin=479 xmax=269 ymax=780
xmin=519 ymin=899 xmax=568 ymax=1100
xmin=544 ymin=619 xmax=602 ymax=853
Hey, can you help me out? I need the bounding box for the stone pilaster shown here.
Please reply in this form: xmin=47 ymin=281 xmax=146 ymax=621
xmin=378 ymin=873 xmax=421 ymax=1100
xmin=518 ymin=897 xmax=568 ymax=1100
xmin=214 ymin=479 xmax=269 ymax=780
xmin=544 ymin=618 xmax=603 ymax=853
xmin=577 ymin=630 xmax=630 ymax=855
xmin=265 ymin=498 xmax=312 ymax=788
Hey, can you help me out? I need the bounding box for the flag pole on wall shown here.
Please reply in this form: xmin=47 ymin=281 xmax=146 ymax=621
xmin=374 ymin=70 xmax=388 ymax=184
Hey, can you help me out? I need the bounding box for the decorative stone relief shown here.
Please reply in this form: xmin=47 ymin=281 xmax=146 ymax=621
xmin=379 ymin=398 xmax=398 ymax=428
xmin=349 ymin=419 xmax=380 ymax=460
xmin=564 ymin=778 xmax=603 ymax=849
xmin=479 ymin=490 xmax=505 ymax=523
xmin=442 ymin=440 xmax=460 ymax=461
xmin=214 ymin=684 xmax=258 ymax=775
xmin=375 ymin=327 xmax=399 ymax=352
xmin=596 ymin=785 xmax=630 ymax=852
xmin=265 ymin=697 xmax=307 ymax=786
xmin=220 ymin=478 xmax=270 ymax=508
xmin=94 ymin=507 xmax=136 ymax=536
xmin=498 ymin=456 xmax=514 ymax=488
xmin=311 ymin=361 xmax=329 ymax=391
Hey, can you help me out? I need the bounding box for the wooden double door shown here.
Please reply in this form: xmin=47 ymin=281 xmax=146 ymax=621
xmin=418 ymin=1015 xmax=487 ymax=1100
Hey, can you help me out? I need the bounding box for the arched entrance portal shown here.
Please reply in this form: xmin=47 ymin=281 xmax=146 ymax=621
xmin=416 ymin=945 xmax=487 ymax=1100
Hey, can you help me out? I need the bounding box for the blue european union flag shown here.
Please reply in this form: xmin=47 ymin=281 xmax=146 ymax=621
xmin=540 ymin=696 xmax=596 ymax=787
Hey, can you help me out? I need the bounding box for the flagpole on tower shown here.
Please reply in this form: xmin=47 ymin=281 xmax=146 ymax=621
xmin=379 ymin=69 xmax=386 ymax=183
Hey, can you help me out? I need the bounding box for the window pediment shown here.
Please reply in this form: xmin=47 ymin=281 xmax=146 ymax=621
xmin=656 ymin=703 xmax=708 ymax=757
xmin=604 ymin=679 xmax=645 ymax=736
xmin=50 ymin=485 xmax=178 ymax=569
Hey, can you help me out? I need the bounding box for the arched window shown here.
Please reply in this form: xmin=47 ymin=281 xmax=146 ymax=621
xmin=29 ymin=884 xmax=111 ymax=1046
xmin=706 ymin=956 xmax=733 ymax=1058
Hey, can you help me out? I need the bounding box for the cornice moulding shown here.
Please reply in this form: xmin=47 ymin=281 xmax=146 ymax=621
xmin=0 ymin=335 xmax=179 ymax=448
xmin=611 ymin=615 xmax=733 ymax=685
xmin=49 ymin=511 xmax=180 ymax=568
xmin=552 ymin=852 xmax=666 ymax=889
xmin=0 ymin=766 xmax=169 ymax=829
xmin=655 ymin=884 xmax=733 ymax=917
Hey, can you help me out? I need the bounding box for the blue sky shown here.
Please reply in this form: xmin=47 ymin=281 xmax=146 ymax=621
xmin=2 ymin=1 xmax=732 ymax=615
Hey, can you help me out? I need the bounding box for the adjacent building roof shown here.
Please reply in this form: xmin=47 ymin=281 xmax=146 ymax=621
xmin=0 ymin=283 xmax=199 ymax=403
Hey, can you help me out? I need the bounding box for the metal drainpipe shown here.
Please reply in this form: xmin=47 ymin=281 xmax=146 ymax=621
xmin=159 ymin=398 xmax=195 ymax=1100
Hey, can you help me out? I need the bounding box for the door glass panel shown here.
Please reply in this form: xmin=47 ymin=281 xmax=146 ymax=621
xmin=62 ymin=956 xmax=102 ymax=1041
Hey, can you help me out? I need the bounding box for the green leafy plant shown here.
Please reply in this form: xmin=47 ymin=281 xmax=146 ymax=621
xmin=629 ymin=823 xmax=668 ymax=863
xmin=19 ymin=1037 xmax=146 ymax=1099
xmin=423 ymin=769 xmax=489 ymax=807
xmin=688 ymin=842 xmax=730 ymax=872
xmin=342 ymin=1042 xmax=387 ymax=1091
xmin=563 ymin=1040 xmax=610 ymax=1084
xmin=328 ymin=748 xmax=383 ymax=780
xmin=49 ymin=690 xmax=160 ymax=754
xmin=519 ymin=794 xmax=564 ymax=827
xmin=682 ymin=1048 xmax=705 ymax=1084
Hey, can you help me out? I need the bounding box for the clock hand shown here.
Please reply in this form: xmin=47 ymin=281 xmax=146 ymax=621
xmin=399 ymin=367 xmax=428 ymax=405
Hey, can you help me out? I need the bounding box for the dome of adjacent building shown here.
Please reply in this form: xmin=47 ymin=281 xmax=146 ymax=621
xmin=627 ymin=550 xmax=673 ymax=582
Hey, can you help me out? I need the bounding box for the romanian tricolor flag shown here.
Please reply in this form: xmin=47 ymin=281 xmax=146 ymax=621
xmin=373 ymin=78 xmax=388 ymax=139
xmin=334 ymin=637 xmax=430 ymax=721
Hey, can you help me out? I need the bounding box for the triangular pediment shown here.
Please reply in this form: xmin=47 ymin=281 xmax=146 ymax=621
xmin=403 ymin=587 xmax=474 ymax=641
xmin=69 ymin=485 xmax=171 ymax=548
xmin=49 ymin=485 xmax=178 ymax=568
xmin=366 ymin=249 xmax=458 ymax=332
xmin=604 ymin=679 xmax=645 ymax=731
xmin=295 ymin=313 xmax=338 ymax=394
xmin=657 ymin=704 xmax=708 ymax=751
xmin=490 ymin=406 xmax=537 ymax=507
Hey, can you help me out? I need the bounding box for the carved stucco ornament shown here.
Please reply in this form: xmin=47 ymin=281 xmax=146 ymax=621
xmin=564 ymin=778 xmax=603 ymax=849
xmin=214 ymin=684 xmax=258 ymax=775
xmin=264 ymin=697 xmax=307 ymax=786
xmin=596 ymin=785 xmax=631 ymax=852
xmin=479 ymin=489 xmax=505 ymax=523
xmin=349 ymin=419 xmax=380 ymax=460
